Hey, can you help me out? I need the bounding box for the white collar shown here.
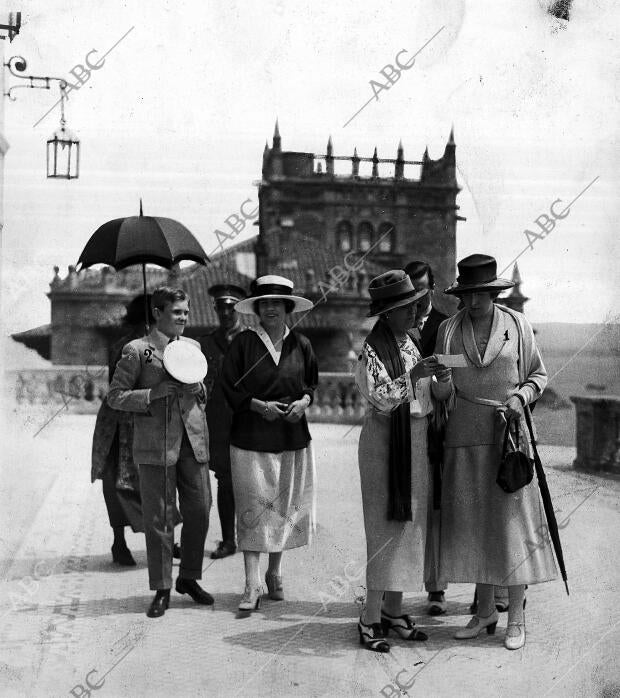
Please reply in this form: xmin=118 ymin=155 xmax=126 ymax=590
xmin=252 ymin=324 xmax=290 ymax=365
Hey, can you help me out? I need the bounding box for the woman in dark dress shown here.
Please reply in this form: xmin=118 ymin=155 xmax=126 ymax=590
xmin=92 ymin=295 xmax=150 ymax=566
xmin=221 ymin=275 xmax=318 ymax=613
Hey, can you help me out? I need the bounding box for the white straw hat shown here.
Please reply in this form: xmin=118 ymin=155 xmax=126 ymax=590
xmin=234 ymin=275 xmax=313 ymax=315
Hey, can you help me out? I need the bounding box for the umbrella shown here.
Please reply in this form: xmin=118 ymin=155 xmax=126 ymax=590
xmin=524 ymin=405 xmax=570 ymax=595
xmin=76 ymin=200 xmax=210 ymax=329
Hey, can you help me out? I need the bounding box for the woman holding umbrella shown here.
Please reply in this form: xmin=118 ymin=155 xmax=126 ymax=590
xmin=435 ymin=254 xmax=557 ymax=650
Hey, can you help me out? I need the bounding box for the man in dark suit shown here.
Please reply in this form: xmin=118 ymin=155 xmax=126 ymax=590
xmin=108 ymin=286 xmax=213 ymax=618
xmin=198 ymin=283 xmax=248 ymax=560
xmin=404 ymin=260 xmax=448 ymax=358
xmin=405 ymin=260 xmax=449 ymax=616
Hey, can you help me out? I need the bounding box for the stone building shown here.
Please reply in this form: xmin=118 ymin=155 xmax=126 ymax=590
xmin=15 ymin=122 xmax=469 ymax=371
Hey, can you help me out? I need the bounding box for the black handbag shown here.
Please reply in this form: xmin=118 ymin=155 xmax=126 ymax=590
xmin=496 ymin=418 xmax=534 ymax=493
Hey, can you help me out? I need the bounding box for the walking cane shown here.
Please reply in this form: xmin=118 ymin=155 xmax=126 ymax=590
xmin=164 ymin=395 xmax=168 ymax=534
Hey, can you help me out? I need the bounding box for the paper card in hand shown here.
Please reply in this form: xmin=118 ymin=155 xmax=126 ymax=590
xmin=435 ymin=353 xmax=468 ymax=368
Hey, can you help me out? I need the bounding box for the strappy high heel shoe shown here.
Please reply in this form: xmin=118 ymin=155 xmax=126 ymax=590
xmin=454 ymin=610 xmax=499 ymax=639
xmin=381 ymin=610 xmax=428 ymax=641
xmin=238 ymin=584 xmax=263 ymax=613
xmin=504 ymin=621 xmax=526 ymax=650
xmin=358 ymin=617 xmax=390 ymax=653
xmin=265 ymin=572 xmax=284 ymax=600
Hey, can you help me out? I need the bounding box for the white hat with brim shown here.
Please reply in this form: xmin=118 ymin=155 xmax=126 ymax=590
xmin=234 ymin=275 xmax=314 ymax=316
xmin=163 ymin=340 xmax=208 ymax=384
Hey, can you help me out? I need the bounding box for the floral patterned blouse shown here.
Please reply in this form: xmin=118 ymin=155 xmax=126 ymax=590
xmin=355 ymin=334 xmax=433 ymax=417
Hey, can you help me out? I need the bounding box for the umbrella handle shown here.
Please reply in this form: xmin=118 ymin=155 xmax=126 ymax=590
xmin=142 ymin=264 xmax=150 ymax=334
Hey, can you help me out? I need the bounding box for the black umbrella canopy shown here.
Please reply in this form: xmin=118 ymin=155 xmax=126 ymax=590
xmin=76 ymin=207 xmax=210 ymax=271
xmin=76 ymin=201 xmax=210 ymax=331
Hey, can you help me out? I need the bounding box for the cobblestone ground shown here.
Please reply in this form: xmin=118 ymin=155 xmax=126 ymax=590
xmin=1 ymin=410 xmax=619 ymax=697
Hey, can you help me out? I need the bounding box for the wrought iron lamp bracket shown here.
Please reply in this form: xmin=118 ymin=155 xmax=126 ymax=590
xmin=3 ymin=56 xmax=68 ymax=103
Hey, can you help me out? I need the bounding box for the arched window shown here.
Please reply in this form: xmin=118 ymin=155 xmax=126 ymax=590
xmin=377 ymin=222 xmax=395 ymax=252
xmin=357 ymin=221 xmax=374 ymax=251
xmin=337 ymin=220 xmax=353 ymax=252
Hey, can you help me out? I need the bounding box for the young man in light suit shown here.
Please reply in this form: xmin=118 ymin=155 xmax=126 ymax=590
xmin=108 ymin=286 xmax=213 ymax=618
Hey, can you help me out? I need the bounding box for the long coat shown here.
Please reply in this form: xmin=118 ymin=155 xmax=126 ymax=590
xmin=107 ymin=329 xmax=209 ymax=466
xmin=437 ymin=305 xmax=557 ymax=585
xmin=91 ymin=330 xmax=141 ymax=489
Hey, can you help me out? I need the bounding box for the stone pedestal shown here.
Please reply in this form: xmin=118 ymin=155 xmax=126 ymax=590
xmin=570 ymin=395 xmax=620 ymax=474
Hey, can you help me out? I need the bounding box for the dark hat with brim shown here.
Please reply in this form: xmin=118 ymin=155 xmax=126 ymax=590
xmin=235 ymin=275 xmax=313 ymax=316
xmin=367 ymin=270 xmax=429 ymax=317
xmin=444 ymin=254 xmax=514 ymax=295
xmin=208 ymin=283 xmax=247 ymax=304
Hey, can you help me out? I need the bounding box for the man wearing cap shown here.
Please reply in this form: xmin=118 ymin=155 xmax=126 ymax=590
xmin=108 ymin=286 xmax=213 ymax=618
xmin=199 ymin=284 xmax=248 ymax=560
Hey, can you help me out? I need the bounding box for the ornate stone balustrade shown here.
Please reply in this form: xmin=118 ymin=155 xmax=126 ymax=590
xmin=7 ymin=369 xmax=367 ymax=423
xmin=307 ymin=372 xmax=366 ymax=424
xmin=570 ymin=395 xmax=620 ymax=474
xmin=7 ymin=366 xmax=109 ymax=414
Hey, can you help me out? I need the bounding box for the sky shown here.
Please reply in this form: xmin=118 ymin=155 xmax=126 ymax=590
xmin=1 ymin=0 xmax=619 ymax=335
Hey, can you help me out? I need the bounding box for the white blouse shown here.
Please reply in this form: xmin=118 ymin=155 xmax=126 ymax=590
xmin=355 ymin=334 xmax=433 ymax=418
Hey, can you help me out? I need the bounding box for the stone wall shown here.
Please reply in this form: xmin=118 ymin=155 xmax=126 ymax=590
xmin=570 ymin=395 xmax=620 ymax=474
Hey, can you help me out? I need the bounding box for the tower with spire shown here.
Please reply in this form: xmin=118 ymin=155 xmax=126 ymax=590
xmin=498 ymin=263 xmax=529 ymax=314
xmin=258 ymin=121 xmax=462 ymax=310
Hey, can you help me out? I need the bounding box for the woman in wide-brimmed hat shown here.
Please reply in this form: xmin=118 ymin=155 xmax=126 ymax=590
xmin=355 ymin=270 xmax=452 ymax=652
xmin=221 ymin=275 xmax=318 ymax=614
xmin=435 ymin=254 xmax=557 ymax=650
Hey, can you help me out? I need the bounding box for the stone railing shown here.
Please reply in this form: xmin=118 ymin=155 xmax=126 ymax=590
xmin=307 ymin=372 xmax=366 ymax=424
xmin=7 ymin=368 xmax=368 ymax=423
xmin=7 ymin=366 xmax=109 ymax=414
xmin=570 ymin=395 xmax=620 ymax=474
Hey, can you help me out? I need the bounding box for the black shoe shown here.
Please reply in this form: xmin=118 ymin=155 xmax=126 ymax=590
xmin=210 ymin=541 xmax=237 ymax=560
xmin=175 ymin=578 xmax=214 ymax=605
xmin=358 ymin=617 xmax=390 ymax=652
xmin=381 ymin=610 xmax=428 ymax=641
xmin=427 ymin=591 xmax=447 ymax=616
xmin=173 ymin=543 xmax=181 ymax=559
xmin=147 ymin=590 xmax=170 ymax=618
xmin=111 ymin=542 xmax=136 ymax=566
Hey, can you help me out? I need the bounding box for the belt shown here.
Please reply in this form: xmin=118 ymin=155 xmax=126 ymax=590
xmin=456 ymin=388 xmax=503 ymax=408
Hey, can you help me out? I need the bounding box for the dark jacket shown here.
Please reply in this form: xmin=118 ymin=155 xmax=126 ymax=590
xmin=198 ymin=325 xmax=244 ymax=470
xmin=221 ymin=329 xmax=318 ymax=453
xmin=420 ymin=307 xmax=448 ymax=357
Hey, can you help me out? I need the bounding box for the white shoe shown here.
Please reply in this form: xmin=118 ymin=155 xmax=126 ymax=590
xmin=504 ymin=621 xmax=526 ymax=650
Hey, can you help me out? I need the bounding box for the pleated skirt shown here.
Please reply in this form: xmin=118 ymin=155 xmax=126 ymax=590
xmin=231 ymin=443 xmax=316 ymax=553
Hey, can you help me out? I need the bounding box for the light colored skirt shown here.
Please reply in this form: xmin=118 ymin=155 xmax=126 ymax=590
xmin=358 ymin=411 xmax=430 ymax=592
xmin=231 ymin=443 xmax=316 ymax=553
xmin=439 ymin=444 xmax=558 ymax=585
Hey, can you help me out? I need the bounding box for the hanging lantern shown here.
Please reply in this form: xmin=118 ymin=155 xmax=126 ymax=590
xmin=47 ymin=125 xmax=80 ymax=179
xmin=46 ymin=84 xmax=80 ymax=179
